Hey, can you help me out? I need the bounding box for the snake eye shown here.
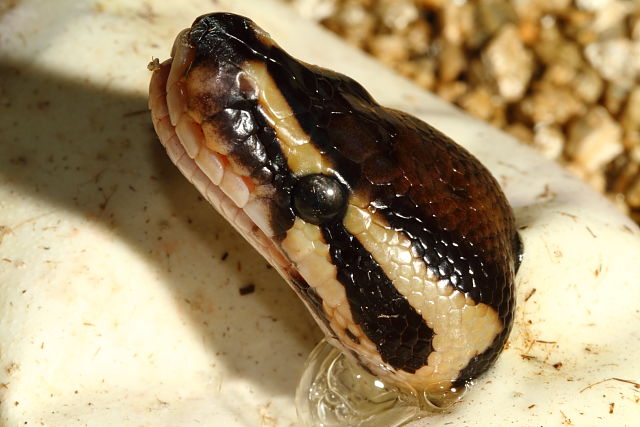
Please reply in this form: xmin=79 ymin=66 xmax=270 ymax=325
xmin=292 ymin=174 xmax=347 ymax=225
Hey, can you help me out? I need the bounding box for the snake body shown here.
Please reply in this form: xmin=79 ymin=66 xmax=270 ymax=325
xmin=149 ymin=13 xmax=520 ymax=398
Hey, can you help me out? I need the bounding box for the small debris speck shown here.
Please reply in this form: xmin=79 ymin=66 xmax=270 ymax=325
xmin=147 ymin=57 xmax=161 ymax=71
xmin=239 ymin=284 xmax=256 ymax=296
xmin=524 ymin=288 xmax=537 ymax=302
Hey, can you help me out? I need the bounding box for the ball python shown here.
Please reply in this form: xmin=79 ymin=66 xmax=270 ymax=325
xmin=148 ymin=12 xmax=521 ymax=400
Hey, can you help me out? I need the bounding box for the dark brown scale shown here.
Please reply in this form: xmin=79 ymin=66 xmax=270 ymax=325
xmin=186 ymin=13 xmax=520 ymax=384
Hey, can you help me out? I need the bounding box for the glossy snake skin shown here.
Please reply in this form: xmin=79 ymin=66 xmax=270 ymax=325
xmin=149 ymin=13 xmax=521 ymax=397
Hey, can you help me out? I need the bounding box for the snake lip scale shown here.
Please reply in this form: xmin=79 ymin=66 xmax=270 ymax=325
xmin=149 ymin=12 xmax=521 ymax=399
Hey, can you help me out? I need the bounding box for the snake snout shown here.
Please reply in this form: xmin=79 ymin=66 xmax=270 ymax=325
xmin=188 ymin=13 xmax=273 ymax=66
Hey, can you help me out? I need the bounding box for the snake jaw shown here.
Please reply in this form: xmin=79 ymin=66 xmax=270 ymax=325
xmin=149 ymin=45 xmax=290 ymax=274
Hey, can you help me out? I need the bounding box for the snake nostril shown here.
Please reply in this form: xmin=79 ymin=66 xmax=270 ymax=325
xmin=292 ymin=174 xmax=348 ymax=225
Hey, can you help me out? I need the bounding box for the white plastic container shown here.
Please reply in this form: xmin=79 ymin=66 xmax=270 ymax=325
xmin=1 ymin=0 xmax=639 ymax=425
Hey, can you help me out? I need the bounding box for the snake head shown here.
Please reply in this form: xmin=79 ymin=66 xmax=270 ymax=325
xmin=149 ymin=12 xmax=520 ymax=400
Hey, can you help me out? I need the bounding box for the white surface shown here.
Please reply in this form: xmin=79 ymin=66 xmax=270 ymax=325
xmin=1 ymin=0 xmax=639 ymax=426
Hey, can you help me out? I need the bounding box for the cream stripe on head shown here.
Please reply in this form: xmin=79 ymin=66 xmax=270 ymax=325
xmin=281 ymin=218 xmax=384 ymax=364
xmin=343 ymin=204 xmax=503 ymax=392
xmin=242 ymin=61 xmax=334 ymax=177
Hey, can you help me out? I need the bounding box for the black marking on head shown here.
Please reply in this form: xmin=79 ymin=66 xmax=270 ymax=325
xmin=249 ymin=103 xmax=297 ymax=238
xmin=321 ymin=221 xmax=433 ymax=373
xmin=292 ymin=174 xmax=348 ymax=225
xmin=197 ymin=86 xmax=296 ymax=238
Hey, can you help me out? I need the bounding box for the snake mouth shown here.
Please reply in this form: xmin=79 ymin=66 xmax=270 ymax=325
xmin=148 ymin=30 xmax=291 ymax=275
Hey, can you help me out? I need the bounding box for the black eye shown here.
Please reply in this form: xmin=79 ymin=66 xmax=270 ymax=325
xmin=292 ymin=174 xmax=348 ymax=225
